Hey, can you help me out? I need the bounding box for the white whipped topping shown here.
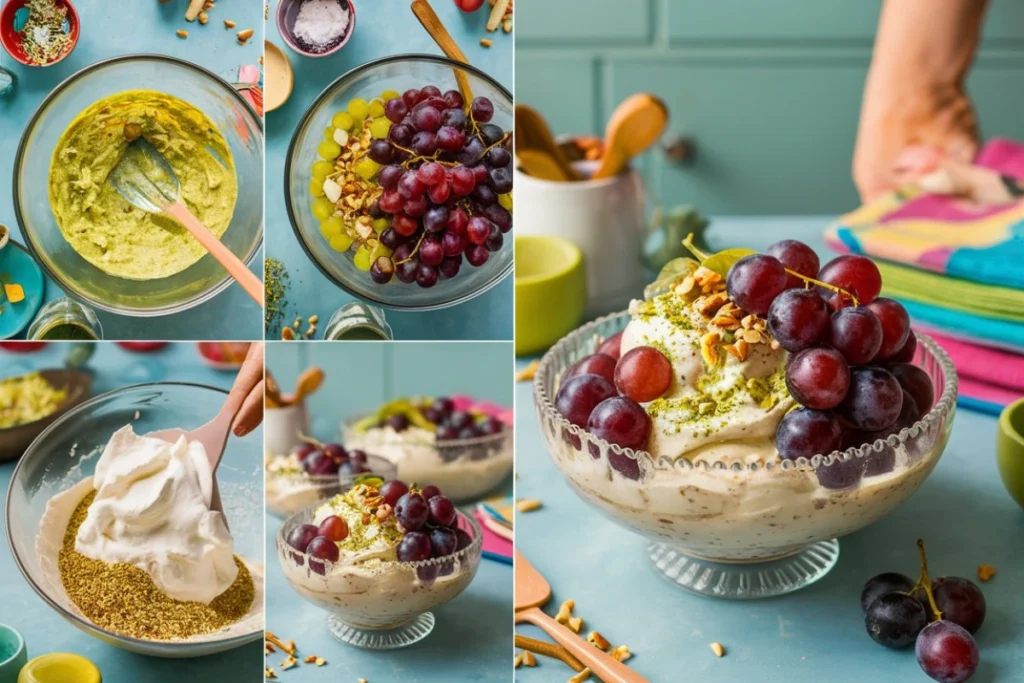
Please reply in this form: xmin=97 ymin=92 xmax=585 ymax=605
xmin=75 ymin=425 xmax=238 ymax=604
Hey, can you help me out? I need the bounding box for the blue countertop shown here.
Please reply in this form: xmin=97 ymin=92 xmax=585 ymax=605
xmin=0 ymin=343 xmax=263 ymax=681
xmin=513 ymin=217 xmax=1024 ymax=682
xmin=0 ymin=1 xmax=263 ymax=340
xmin=265 ymin=0 xmax=513 ymax=341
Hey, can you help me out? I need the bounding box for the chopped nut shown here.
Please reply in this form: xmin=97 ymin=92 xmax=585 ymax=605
xmin=700 ymin=332 xmax=720 ymax=367
xmin=480 ymin=38 xmax=493 ymax=47
xmin=266 ymin=632 xmax=296 ymax=656
xmin=568 ymin=668 xmax=592 ymax=683
xmin=710 ymin=642 xmax=725 ymax=658
xmin=522 ymin=651 xmax=537 ymax=667
xmin=554 ymin=599 xmax=574 ymax=624
xmin=281 ymin=326 xmax=295 ymax=341
xmin=176 ymin=29 xmax=189 ymax=38
xmin=516 ymin=499 xmax=543 ymax=513
xmin=237 ymin=28 xmax=254 ymax=43
xmin=123 ymin=123 xmax=143 ymax=142
xmin=610 ymin=645 xmax=631 ymax=662
xmin=978 ymin=565 xmax=997 ymax=582
xmin=694 ymin=266 xmax=721 ymax=285
xmin=741 ymin=314 xmax=755 ymax=329
xmin=224 ymin=19 xmax=236 ymax=28
xmin=308 ymin=314 xmax=320 ymax=325
xmin=265 ymin=667 xmax=276 ymax=679
xmin=740 ymin=328 xmax=762 ymax=344
xmin=587 ymin=631 xmax=610 ymax=650
xmin=516 ymin=360 xmax=539 ymax=382
xmin=677 ymin=276 xmax=696 ymax=296
xmin=513 ymin=652 xmax=524 ymax=669
xmin=376 ymin=504 xmax=392 ymax=522
xmin=769 ymin=339 xmax=781 ymax=351
xmin=503 ymin=17 xmax=513 ymax=32
xmin=567 ymin=616 xmax=584 ymax=633
xmin=314 ymin=657 xmax=326 ymax=667
xmin=699 ymin=291 xmax=729 ymax=317
xmin=185 ymin=0 xmax=204 ymax=21
xmin=280 ymin=656 xmax=298 ymax=671
xmin=711 ymin=313 xmax=739 ymax=330
xmin=304 ymin=655 xmax=317 ymax=664
xmin=359 ymin=679 xmax=367 ymax=683
xmin=198 ymin=11 xmax=209 ymax=24
xmin=264 ymin=641 xmax=276 ymax=654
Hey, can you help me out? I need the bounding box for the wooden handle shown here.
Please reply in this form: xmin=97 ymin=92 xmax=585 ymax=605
xmin=514 ymin=634 xmax=585 ymax=672
xmin=165 ymin=201 xmax=264 ymax=307
xmin=516 ymin=149 xmax=574 ymax=182
xmin=516 ymin=607 xmax=649 ymax=683
xmin=411 ymin=0 xmax=474 ymax=105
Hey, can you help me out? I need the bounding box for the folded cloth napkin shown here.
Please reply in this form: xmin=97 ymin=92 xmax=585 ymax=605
xmin=827 ymin=138 xmax=1024 ymax=290
xmin=902 ymin=301 xmax=1024 ymax=352
xmin=921 ymin=327 xmax=1024 ymax=393
xmin=877 ymin=261 xmax=1024 ymax=324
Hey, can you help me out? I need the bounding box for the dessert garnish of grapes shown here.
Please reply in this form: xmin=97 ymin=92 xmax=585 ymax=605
xmin=269 ymin=437 xmax=374 ymax=478
xmin=862 ymin=540 xmax=984 ymax=683
xmin=354 ymin=396 xmax=506 ymax=443
xmin=310 ymin=85 xmax=512 ymax=288
xmin=285 ymin=478 xmax=472 ymax=580
xmin=554 ymin=235 xmax=931 ymax=487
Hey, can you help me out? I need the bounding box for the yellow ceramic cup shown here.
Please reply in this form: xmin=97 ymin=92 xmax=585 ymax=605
xmin=515 ymin=235 xmax=586 ymax=356
xmin=997 ymin=397 xmax=1024 ymax=509
xmin=18 ymin=654 xmax=100 ymax=683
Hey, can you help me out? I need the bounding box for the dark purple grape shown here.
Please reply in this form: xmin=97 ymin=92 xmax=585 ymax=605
xmin=478 ymin=416 xmax=504 ymax=435
xmin=370 ymin=256 xmax=394 ymax=284
xmin=368 ymin=139 xmax=393 ymax=164
xmin=450 ymin=166 xmax=476 ymax=196
xmin=486 ymin=147 xmax=511 ymax=168
xmin=726 ymin=254 xmax=788 ymax=315
xmin=555 ymin=374 xmax=617 ymax=428
xmin=421 ymin=85 xmax=442 ymax=98
xmin=380 ymin=227 xmax=404 ymax=250
xmin=482 ymin=204 xmax=512 ymax=233
xmin=323 ymin=443 xmax=346 ymax=463
xmin=439 ymin=256 xmax=461 ymax=279
xmin=395 ymin=493 xmax=429 ymax=531
xmin=422 ymin=407 xmax=443 ymax=424
xmin=422 ymin=205 xmax=449 ymax=234
xmin=448 ymin=411 xmax=473 ymax=430
xmin=816 ymin=455 xmax=866 ymax=490
xmin=385 ymin=97 xmax=409 ymax=123
xmin=349 ymin=449 xmax=367 ymax=464
xmin=442 ymin=231 xmax=467 ymax=258
xmin=436 ymin=424 xmax=459 ymax=440
xmin=286 ymin=524 xmax=319 ymax=552
xmin=485 ymin=224 xmax=503 ymax=252
xmin=428 ymin=495 xmax=457 ymax=527
xmin=404 ymin=195 xmax=429 ymax=217
xmin=411 ymin=131 xmax=438 ymax=156
xmin=456 ymin=136 xmax=486 ymax=165
xmin=442 ymin=89 xmax=464 ymax=109
xmin=419 ymin=238 xmax=444 ymax=267
xmin=766 ymin=289 xmax=830 ymax=352
xmin=471 ymin=183 xmax=498 ymax=206
xmin=303 ymin=449 xmax=339 ymax=475
xmin=455 ymin=528 xmax=473 ymax=551
xmin=416 ymin=263 xmax=439 ymax=288
xmin=479 ymin=123 xmax=504 ymax=146
xmin=488 ymin=167 xmax=513 ymax=194
xmin=889 ymin=363 xmax=934 ymax=414
xmin=766 ymin=239 xmax=820 ymax=290
xmin=412 ymin=106 xmax=442 ymax=132
xmin=442 ymin=107 xmax=467 ymax=130
xmin=916 ymin=621 xmax=978 ymax=683
xmin=866 ymin=592 xmax=927 ymax=649
xmin=786 ymin=347 xmax=850 ymax=410
xmin=933 ymin=577 xmax=986 ymax=634
xmin=566 ymin=353 xmax=616 ymax=384
xmin=587 ymin=396 xmax=651 ymax=451
xmin=838 ymin=366 xmax=903 ymax=430
xmin=862 ymin=572 xmax=916 ymax=613
xmin=388 ymin=123 xmax=414 ymax=147
xmin=831 ymin=306 xmax=883 ymax=365
xmin=429 ymin=527 xmax=458 ymax=557
xmin=466 ymin=244 xmax=489 ymax=267
xmin=467 ymin=217 xmax=492 ymax=245
xmin=432 ymin=397 xmax=454 ymax=416
xmin=868 ymin=298 xmax=911 ymax=360
xmin=420 ymin=484 xmax=442 ymax=501
xmin=398 ymin=172 xmax=425 ymax=200
xmin=380 ymin=480 xmax=410 ymax=508
xmin=437 ymin=125 xmax=465 ymax=152
xmin=417 ymin=161 xmax=445 ymax=186
xmin=775 ymin=408 xmax=842 ymax=460
xmin=889 ymin=330 xmax=918 ymax=364
xmin=818 ymin=255 xmax=882 ymax=308
xmin=397 ymin=531 xmax=432 ymax=562
xmin=386 ymin=413 xmax=410 ymax=432
xmin=470 ymin=96 xmax=494 ymax=122
xmin=378 ymin=189 xmax=403 ymax=214
xmin=458 ymin=425 xmax=481 ymax=439
xmin=396 ymin=260 xmax=419 ymax=283
xmin=402 ymin=88 xmax=423 ymax=107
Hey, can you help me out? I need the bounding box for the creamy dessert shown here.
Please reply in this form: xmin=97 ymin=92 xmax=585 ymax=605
xmin=278 ymin=479 xmax=481 ymax=631
xmin=265 ymin=441 xmax=389 ymax=517
xmin=543 ymin=244 xmax=947 ymax=561
xmin=38 ymin=425 xmax=261 ymax=641
xmin=344 ymin=397 xmax=512 ymax=502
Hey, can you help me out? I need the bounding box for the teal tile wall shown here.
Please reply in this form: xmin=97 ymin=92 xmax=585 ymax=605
xmin=515 ymin=0 xmax=1024 ymax=214
xmin=266 ymin=342 xmax=514 ymax=441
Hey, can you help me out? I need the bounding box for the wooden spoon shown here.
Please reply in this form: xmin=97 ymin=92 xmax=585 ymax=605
xmin=515 ymin=105 xmax=578 ymax=181
xmin=281 ymin=366 xmax=324 ymax=405
xmin=265 ymin=371 xmax=284 ymax=408
xmin=516 ymin=149 xmax=574 ymax=182
xmin=592 ymin=93 xmax=668 ymax=180
xmin=515 ymin=549 xmax=649 ymax=683
xmin=411 ymin=0 xmax=473 ymax=105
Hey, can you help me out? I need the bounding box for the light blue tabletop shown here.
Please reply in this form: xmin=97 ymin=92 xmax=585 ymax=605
xmin=265 ymin=0 xmax=513 ymax=341
xmin=0 ymin=1 xmax=263 ymax=340
xmin=0 ymin=343 xmax=263 ymax=681
xmin=514 ymin=217 xmax=1024 ymax=682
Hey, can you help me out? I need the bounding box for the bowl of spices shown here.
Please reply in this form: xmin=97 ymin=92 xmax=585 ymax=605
xmin=0 ymin=0 xmax=80 ymax=67
xmin=278 ymin=0 xmax=356 ymax=58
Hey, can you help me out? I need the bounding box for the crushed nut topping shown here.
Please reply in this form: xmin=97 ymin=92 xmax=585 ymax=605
xmin=587 ymin=631 xmax=610 ymax=650
xmin=516 ymin=499 xmax=543 ymax=513
xmin=710 ymin=642 xmax=725 ymax=658
xmin=978 ymin=565 xmax=997 ymax=582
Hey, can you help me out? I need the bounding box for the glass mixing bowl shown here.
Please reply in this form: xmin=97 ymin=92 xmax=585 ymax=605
xmin=534 ymin=311 xmax=957 ymax=599
xmin=285 ymin=54 xmax=513 ymax=310
xmin=277 ymin=503 xmax=482 ymax=649
xmin=6 ymin=383 xmax=264 ymax=657
xmin=13 ymin=55 xmax=264 ymax=317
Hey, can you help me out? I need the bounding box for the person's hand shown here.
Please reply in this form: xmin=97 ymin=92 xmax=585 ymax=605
xmin=229 ymin=342 xmax=264 ymax=437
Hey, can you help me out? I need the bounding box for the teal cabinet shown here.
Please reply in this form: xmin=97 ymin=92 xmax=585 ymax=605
xmin=515 ymin=0 xmax=1024 ymax=214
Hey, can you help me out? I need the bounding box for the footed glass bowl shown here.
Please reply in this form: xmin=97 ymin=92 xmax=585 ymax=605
xmin=534 ymin=311 xmax=957 ymax=599
xmin=285 ymin=54 xmax=513 ymax=310
xmin=5 ymin=383 xmax=264 ymax=657
xmin=277 ymin=504 xmax=482 ymax=649
xmin=265 ymin=452 xmax=397 ymax=518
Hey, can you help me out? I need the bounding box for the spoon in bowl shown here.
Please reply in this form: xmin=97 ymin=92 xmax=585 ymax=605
xmin=109 ymin=138 xmax=264 ymax=306
xmin=592 ymin=93 xmax=668 ymax=180
xmin=515 ymin=549 xmax=650 ymax=683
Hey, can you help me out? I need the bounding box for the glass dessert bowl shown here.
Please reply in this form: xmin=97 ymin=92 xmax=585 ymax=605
xmin=285 ymin=54 xmax=513 ymax=310
xmin=265 ymin=443 xmax=397 ymax=517
xmin=276 ymin=481 xmax=483 ymax=649
xmin=535 ymin=289 xmax=956 ymax=599
xmin=6 ymin=382 xmax=264 ymax=656
xmin=343 ymin=396 xmax=513 ymax=503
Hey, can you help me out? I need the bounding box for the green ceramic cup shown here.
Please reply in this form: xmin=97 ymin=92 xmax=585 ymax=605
xmin=0 ymin=624 xmax=26 ymax=683
xmin=515 ymin=235 xmax=586 ymax=357
xmin=997 ymin=397 xmax=1024 ymax=509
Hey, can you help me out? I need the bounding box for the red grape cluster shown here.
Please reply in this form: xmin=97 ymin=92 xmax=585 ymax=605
xmin=372 ymin=87 xmax=512 ymax=287
xmin=861 ymin=541 xmax=984 ymax=683
xmin=295 ymin=441 xmax=371 ymax=476
xmin=553 ymin=331 xmax=675 ymax=479
xmin=743 ymin=242 xmax=929 ymax=487
xmin=379 ymin=396 xmax=505 ymax=441
xmin=388 ymin=481 xmax=472 ymax=581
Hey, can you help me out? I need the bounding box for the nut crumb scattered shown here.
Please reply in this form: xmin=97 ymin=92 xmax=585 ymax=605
xmin=513 ymin=652 xmax=524 ymax=668
xmin=480 ymin=38 xmax=493 ymax=47
xmin=567 ymin=616 xmax=583 ymax=634
xmin=265 ymin=667 xmax=276 ymax=679
xmin=587 ymin=631 xmax=610 ymax=650
xmin=281 ymin=656 xmax=298 ymax=671
xmin=265 ymin=642 xmax=276 ymax=654
xmin=176 ymin=30 xmax=188 ymax=39
xmin=978 ymin=564 xmax=997 ymax=582
xmin=554 ymin=599 xmax=575 ymax=624
xmin=516 ymin=360 xmax=539 ymax=382
xmin=309 ymin=314 xmax=320 ymax=325
xmin=610 ymin=645 xmax=631 ymax=662
xmin=198 ymin=11 xmax=209 ymax=24
xmin=516 ymin=498 xmax=543 ymax=513
xmin=265 ymin=632 xmax=296 ymax=655
xmin=710 ymin=642 xmax=725 ymax=658
xmin=224 ymin=19 xmax=236 ymax=28
xmin=281 ymin=327 xmax=296 ymax=341
xmin=237 ymin=28 xmax=254 ymax=44
xmin=568 ymin=668 xmax=592 ymax=683
xmin=522 ymin=651 xmax=537 ymax=667
xmin=304 ymin=655 xmax=317 ymax=664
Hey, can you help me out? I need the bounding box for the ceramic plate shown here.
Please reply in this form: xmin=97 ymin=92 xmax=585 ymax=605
xmin=0 ymin=240 xmax=45 ymax=340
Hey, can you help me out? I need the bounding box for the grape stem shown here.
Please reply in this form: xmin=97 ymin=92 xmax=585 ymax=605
xmin=397 ymin=230 xmax=428 ymax=265
xmin=298 ymin=433 xmax=324 ymax=449
xmin=680 ymin=233 xmax=861 ymax=307
xmin=912 ymin=538 xmax=944 ymax=622
xmin=392 ymin=132 xmax=512 ymax=170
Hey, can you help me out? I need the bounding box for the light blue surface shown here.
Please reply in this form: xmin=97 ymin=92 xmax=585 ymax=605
xmin=0 ymin=1 xmax=263 ymax=340
xmin=514 ymin=217 xmax=1024 ymax=682
xmin=264 ymin=341 xmax=513 ymax=682
xmin=0 ymin=242 xmax=43 ymax=339
xmin=266 ymin=0 xmax=513 ymax=341
xmin=0 ymin=343 xmax=262 ymax=681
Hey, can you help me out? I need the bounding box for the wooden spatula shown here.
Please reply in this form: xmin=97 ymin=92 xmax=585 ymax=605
xmin=515 ymin=105 xmax=578 ymax=181
xmin=280 ymin=366 xmax=324 ymax=405
xmin=592 ymin=93 xmax=668 ymax=180
xmin=515 ymin=549 xmax=650 ymax=683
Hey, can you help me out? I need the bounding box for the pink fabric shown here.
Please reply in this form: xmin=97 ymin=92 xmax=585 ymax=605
xmin=958 ymin=376 xmax=1023 ymax=406
xmin=451 ymin=394 xmax=512 ymax=423
xmin=923 ymin=328 xmax=1024 ymax=392
xmin=474 ymin=510 xmax=513 ymax=559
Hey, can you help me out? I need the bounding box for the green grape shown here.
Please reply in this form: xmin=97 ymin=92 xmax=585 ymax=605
xmin=369 ymin=98 xmax=386 ymax=118
xmin=329 ymin=233 xmax=355 ymax=252
xmin=324 ymin=126 xmax=337 ymax=141
xmin=348 ymin=98 xmax=370 ymax=123
xmin=381 ymin=89 xmax=401 ymax=101
xmin=368 ymin=241 xmax=393 ymax=262
xmin=353 ymin=245 xmax=372 ymax=271
xmin=309 ymin=179 xmax=325 ymax=198
xmin=354 ymin=158 xmax=380 ymax=181
xmin=372 ymin=218 xmax=390 ymax=233
xmin=320 ymin=216 xmax=345 ymax=238
xmin=498 ymin=193 xmax=513 ymax=211
xmin=318 ymin=140 xmax=342 ymax=160
xmin=332 ymin=111 xmax=354 ymax=131
xmin=312 ymin=161 xmax=334 ymax=180
xmin=311 ymin=197 xmax=334 ymax=221
xmin=369 ymin=118 xmax=391 ymax=139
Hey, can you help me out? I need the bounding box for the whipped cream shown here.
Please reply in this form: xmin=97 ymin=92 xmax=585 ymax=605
xmin=75 ymin=425 xmax=238 ymax=604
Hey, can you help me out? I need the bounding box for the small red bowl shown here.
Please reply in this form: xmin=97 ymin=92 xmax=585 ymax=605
xmin=0 ymin=0 xmax=80 ymax=67
xmin=277 ymin=0 xmax=356 ymax=58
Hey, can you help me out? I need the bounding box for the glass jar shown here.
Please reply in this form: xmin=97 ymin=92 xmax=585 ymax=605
xmin=323 ymin=302 xmax=392 ymax=341
xmin=26 ymin=298 xmax=103 ymax=340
